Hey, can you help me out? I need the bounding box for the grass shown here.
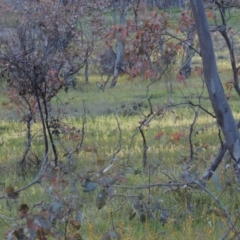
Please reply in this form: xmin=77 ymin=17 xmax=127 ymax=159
xmin=1 ymin=5 xmax=240 ymax=240
xmin=1 ymin=35 xmax=240 ymax=237
xmin=0 ymin=70 xmax=240 ymax=239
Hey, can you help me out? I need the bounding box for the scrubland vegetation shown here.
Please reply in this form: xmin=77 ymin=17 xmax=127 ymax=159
xmin=1 ymin=0 xmax=240 ymax=239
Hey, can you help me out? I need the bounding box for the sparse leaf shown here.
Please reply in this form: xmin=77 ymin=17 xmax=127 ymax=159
xmin=102 ymin=164 xmax=113 ymax=174
xmin=172 ymin=132 xmax=184 ymax=142
xmin=5 ymin=186 xmax=19 ymax=199
xmin=97 ymin=157 xmax=106 ymax=166
xmin=13 ymin=228 xmax=26 ymax=240
xmin=140 ymin=213 xmax=146 ymax=223
xmin=160 ymin=210 xmax=169 ymax=225
xmin=173 ymin=115 xmax=180 ymax=124
xmin=83 ymin=180 xmax=99 ymax=192
xmin=70 ymin=220 xmax=81 ymax=230
xmin=224 ymin=79 xmax=233 ymax=91
xmin=49 ymin=202 xmax=63 ymax=213
xmin=18 ymin=204 xmax=29 ymax=218
xmin=129 ymin=211 xmax=136 ymax=221
xmin=34 ymin=212 xmax=51 ymax=231
xmin=82 ymin=144 xmax=98 ymax=153
xmin=96 ymin=188 xmax=108 ymax=210
xmin=108 ymin=186 xmax=116 ymax=198
xmin=63 ymin=152 xmax=69 ymax=157
xmin=71 ymin=233 xmax=83 ymax=240
xmin=154 ymin=131 xmax=164 ymax=140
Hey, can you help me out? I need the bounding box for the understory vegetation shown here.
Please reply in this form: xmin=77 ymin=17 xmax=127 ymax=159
xmin=1 ymin=0 xmax=240 ymax=239
xmin=0 ymin=74 xmax=240 ymax=239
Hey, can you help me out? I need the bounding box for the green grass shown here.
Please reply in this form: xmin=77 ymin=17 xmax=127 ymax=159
xmin=1 ymin=30 xmax=240 ymax=238
xmin=0 ymin=70 xmax=240 ymax=239
xmin=1 ymin=6 xmax=240 ymax=239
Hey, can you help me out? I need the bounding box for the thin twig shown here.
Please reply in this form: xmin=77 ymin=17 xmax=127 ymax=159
xmin=193 ymin=181 xmax=240 ymax=238
xmin=0 ymin=152 xmax=49 ymax=200
xmin=189 ymin=107 xmax=199 ymax=161
xmin=188 ymin=100 xmax=216 ymax=118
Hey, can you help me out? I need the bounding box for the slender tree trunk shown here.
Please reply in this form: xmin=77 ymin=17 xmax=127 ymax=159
xmin=112 ymin=0 xmax=117 ymax=25
xmin=33 ymin=80 xmax=49 ymax=162
xmin=179 ymin=25 xmax=195 ymax=78
xmin=84 ymin=58 xmax=89 ymax=84
xmin=190 ymin=0 xmax=240 ymax=176
xmin=110 ymin=0 xmax=126 ymax=88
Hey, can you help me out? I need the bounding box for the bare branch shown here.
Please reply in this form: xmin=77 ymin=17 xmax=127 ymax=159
xmin=0 ymin=152 xmax=49 ymax=200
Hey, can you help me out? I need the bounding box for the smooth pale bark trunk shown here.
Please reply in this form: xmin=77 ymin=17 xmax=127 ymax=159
xmin=190 ymin=0 xmax=240 ymax=171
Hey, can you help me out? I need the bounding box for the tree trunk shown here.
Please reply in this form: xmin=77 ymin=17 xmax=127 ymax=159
xmin=190 ymin=0 xmax=240 ymax=176
xmin=110 ymin=0 xmax=126 ymax=88
xmin=179 ymin=25 xmax=195 ymax=78
xmin=84 ymin=58 xmax=89 ymax=84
